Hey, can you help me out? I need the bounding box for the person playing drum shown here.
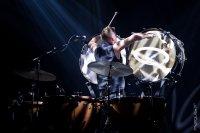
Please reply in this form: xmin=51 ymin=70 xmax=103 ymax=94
xmin=88 ymin=26 xmax=154 ymax=98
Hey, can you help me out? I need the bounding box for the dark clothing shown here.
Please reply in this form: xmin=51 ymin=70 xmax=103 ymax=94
xmin=94 ymin=41 xmax=125 ymax=98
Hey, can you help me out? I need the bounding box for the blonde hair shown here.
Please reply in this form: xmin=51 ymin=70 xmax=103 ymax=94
xmin=101 ymin=26 xmax=116 ymax=40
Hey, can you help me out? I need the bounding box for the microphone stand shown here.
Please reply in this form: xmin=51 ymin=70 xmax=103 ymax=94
xmin=31 ymin=35 xmax=78 ymax=118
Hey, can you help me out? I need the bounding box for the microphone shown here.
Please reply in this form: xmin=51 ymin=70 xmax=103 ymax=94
xmin=61 ymin=35 xmax=86 ymax=52
xmin=74 ymin=35 xmax=86 ymax=41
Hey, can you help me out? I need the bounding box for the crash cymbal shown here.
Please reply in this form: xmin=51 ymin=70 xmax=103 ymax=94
xmin=88 ymin=61 xmax=133 ymax=77
xmin=16 ymin=69 xmax=56 ymax=81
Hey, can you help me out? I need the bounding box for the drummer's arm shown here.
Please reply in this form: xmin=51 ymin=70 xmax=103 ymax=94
xmin=115 ymin=33 xmax=153 ymax=51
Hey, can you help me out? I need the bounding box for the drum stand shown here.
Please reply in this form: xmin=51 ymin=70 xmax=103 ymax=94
xmin=30 ymin=35 xmax=82 ymax=118
xmin=88 ymin=61 xmax=133 ymax=132
xmin=31 ymin=46 xmax=58 ymax=119
xmin=31 ymin=58 xmax=41 ymax=119
xmin=147 ymin=82 xmax=160 ymax=130
xmin=102 ymin=64 xmax=113 ymax=132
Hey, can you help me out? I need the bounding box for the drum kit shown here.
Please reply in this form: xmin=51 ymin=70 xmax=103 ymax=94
xmin=10 ymin=12 xmax=186 ymax=132
xmin=78 ymin=27 xmax=186 ymax=132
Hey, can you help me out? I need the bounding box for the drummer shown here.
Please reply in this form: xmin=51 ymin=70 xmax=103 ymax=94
xmin=89 ymin=26 xmax=153 ymax=98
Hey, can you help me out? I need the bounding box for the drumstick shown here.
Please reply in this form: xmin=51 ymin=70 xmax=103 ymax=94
xmin=107 ymin=12 xmax=118 ymax=27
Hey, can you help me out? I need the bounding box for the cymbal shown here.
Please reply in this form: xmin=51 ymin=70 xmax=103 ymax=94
xmin=16 ymin=69 xmax=56 ymax=81
xmin=88 ymin=61 xmax=133 ymax=77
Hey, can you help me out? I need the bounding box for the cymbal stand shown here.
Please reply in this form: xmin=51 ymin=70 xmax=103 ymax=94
xmin=103 ymin=63 xmax=112 ymax=131
xmin=30 ymin=57 xmax=41 ymax=118
xmin=30 ymin=35 xmax=83 ymax=118
xmin=32 ymin=47 xmax=59 ymax=118
xmin=148 ymin=82 xmax=157 ymax=129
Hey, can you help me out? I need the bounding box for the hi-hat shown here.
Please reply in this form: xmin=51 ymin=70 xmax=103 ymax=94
xmin=88 ymin=61 xmax=133 ymax=77
xmin=16 ymin=69 xmax=56 ymax=81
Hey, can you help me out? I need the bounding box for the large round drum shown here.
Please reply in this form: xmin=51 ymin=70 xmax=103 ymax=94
xmin=128 ymin=28 xmax=185 ymax=82
xmin=79 ymin=37 xmax=126 ymax=84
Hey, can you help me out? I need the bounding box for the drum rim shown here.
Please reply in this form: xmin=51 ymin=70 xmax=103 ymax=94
xmin=141 ymin=27 xmax=164 ymax=33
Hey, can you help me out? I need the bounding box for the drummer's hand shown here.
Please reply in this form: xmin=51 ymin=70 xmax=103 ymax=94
xmin=131 ymin=33 xmax=144 ymax=40
xmin=130 ymin=32 xmax=154 ymax=40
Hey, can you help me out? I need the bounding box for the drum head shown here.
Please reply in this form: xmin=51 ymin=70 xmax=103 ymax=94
xmin=128 ymin=28 xmax=178 ymax=82
xmin=79 ymin=44 xmax=98 ymax=84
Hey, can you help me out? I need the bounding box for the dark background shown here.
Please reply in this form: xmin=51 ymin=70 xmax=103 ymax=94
xmin=4 ymin=0 xmax=200 ymax=132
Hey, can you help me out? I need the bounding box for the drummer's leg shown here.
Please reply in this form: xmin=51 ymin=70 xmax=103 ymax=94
xmin=97 ymin=75 xmax=108 ymax=98
xmin=112 ymin=77 xmax=126 ymax=98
